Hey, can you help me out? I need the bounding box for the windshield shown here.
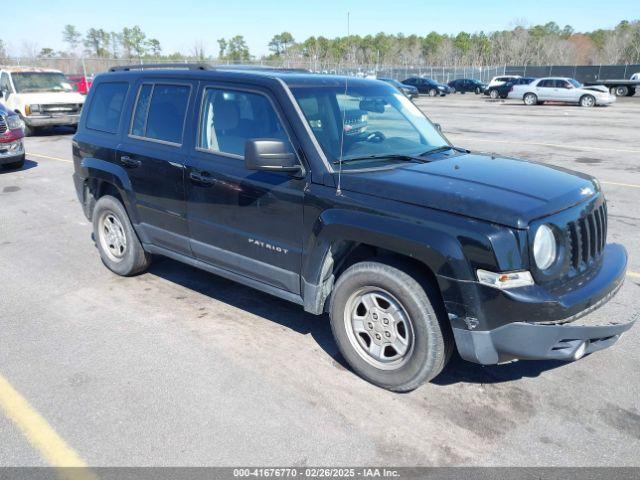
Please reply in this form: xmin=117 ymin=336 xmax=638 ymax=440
xmin=568 ymin=78 xmax=582 ymax=88
xmin=11 ymin=72 xmax=73 ymax=93
xmin=290 ymin=82 xmax=448 ymax=169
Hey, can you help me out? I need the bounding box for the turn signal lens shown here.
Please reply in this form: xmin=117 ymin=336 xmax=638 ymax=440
xmin=477 ymin=269 xmax=534 ymax=289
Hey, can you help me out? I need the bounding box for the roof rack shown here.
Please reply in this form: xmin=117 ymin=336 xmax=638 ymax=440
xmin=108 ymin=63 xmax=212 ymax=72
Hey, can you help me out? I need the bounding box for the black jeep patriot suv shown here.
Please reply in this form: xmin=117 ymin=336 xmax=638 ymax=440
xmin=72 ymin=64 xmax=634 ymax=391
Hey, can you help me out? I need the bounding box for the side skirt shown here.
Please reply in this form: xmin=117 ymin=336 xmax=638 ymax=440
xmin=143 ymin=243 xmax=305 ymax=307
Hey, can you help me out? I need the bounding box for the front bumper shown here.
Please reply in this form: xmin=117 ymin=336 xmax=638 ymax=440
xmin=443 ymin=243 xmax=634 ymax=364
xmin=24 ymin=113 xmax=80 ymax=127
xmin=0 ymin=139 xmax=25 ymax=164
xmin=595 ymin=94 xmax=616 ymax=106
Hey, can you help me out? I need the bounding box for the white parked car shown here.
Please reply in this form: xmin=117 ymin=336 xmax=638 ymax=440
xmin=486 ymin=75 xmax=521 ymax=89
xmin=0 ymin=67 xmax=85 ymax=135
xmin=512 ymin=77 xmax=616 ymax=107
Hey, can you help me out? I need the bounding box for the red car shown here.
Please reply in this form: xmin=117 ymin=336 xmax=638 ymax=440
xmin=0 ymin=103 xmax=26 ymax=170
xmin=67 ymin=75 xmax=93 ymax=95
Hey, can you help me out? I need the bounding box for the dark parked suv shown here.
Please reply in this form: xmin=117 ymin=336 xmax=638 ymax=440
xmin=72 ymin=64 xmax=633 ymax=391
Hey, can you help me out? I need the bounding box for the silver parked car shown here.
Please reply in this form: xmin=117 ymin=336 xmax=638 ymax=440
xmin=511 ymin=77 xmax=616 ymax=107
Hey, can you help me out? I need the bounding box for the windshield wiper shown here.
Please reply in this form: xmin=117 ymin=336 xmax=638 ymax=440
xmin=332 ymin=154 xmax=424 ymax=165
xmin=419 ymin=145 xmax=468 ymax=156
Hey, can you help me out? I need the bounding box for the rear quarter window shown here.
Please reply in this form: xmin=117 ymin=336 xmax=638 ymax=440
xmin=85 ymin=82 xmax=129 ymax=134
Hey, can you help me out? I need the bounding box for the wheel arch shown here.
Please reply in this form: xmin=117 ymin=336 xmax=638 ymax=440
xmin=301 ymin=209 xmax=474 ymax=315
xmin=78 ymin=157 xmax=139 ymax=223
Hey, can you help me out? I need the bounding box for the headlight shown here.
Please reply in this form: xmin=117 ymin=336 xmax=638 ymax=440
xmin=437 ymin=85 xmax=445 ymax=90
xmin=27 ymin=104 xmax=41 ymax=114
xmin=533 ymin=224 xmax=557 ymax=270
xmin=6 ymin=115 xmax=24 ymax=130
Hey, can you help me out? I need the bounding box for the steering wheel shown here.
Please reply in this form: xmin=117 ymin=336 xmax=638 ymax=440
xmin=366 ymin=131 xmax=386 ymax=143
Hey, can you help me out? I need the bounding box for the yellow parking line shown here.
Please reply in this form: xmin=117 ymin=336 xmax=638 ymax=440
xmin=450 ymin=135 xmax=640 ymax=155
xmin=28 ymin=152 xmax=73 ymax=163
xmin=0 ymin=373 xmax=97 ymax=479
xmin=601 ymin=181 xmax=640 ymax=189
xmin=628 ymin=271 xmax=640 ymax=279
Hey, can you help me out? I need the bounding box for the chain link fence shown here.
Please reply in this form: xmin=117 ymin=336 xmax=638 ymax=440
xmin=2 ymin=57 xmax=639 ymax=84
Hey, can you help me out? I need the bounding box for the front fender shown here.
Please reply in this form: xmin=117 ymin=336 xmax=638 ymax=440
xmin=303 ymin=208 xmax=473 ymax=284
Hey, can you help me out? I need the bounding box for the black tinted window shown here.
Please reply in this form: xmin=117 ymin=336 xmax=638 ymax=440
xmin=130 ymin=84 xmax=190 ymax=144
xmin=131 ymin=84 xmax=152 ymax=137
xmin=538 ymin=80 xmax=552 ymax=87
xmin=86 ymin=82 xmax=128 ymax=134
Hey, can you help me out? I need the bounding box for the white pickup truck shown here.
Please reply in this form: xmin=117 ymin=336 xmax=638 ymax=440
xmin=0 ymin=67 xmax=85 ymax=135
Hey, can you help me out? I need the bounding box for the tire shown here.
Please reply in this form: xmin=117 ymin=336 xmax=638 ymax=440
xmin=1 ymin=155 xmax=25 ymax=170
xmin=329 ymin=259 xmax=452 ymax=392
xmin=627 ymin=88 xmax=636 ymax=97
xmin=428 ymin=88 xmax=437 ymax=97
xmin=489 ymin=89 xmax=499 ymax=99
xmin=614 ymin=85 xmax=629 ymax=97
xmin=523 ymin=92 xmax=538 ymax=105
xmin=580 ymin=94 xmax=596 ymax=108
xmin=475 ymin=87 xmax=481 ymax=94
xmin=92 ymin=195 xmax=151 ymax=276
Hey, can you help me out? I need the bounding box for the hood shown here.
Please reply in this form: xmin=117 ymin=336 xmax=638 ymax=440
xmin=338 ymin=153 xmax=598 ymax=228
xmin=581 ymin=85 xmax=608 ymax=94
xmin=13 ymin=91 xmax=85 ymax=105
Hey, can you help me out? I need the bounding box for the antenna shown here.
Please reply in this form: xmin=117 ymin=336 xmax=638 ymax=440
xmin=336 ymin=11 xmax=350 ymax=196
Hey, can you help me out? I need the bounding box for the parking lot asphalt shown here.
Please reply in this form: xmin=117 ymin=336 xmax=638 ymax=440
xmin=1 ymin=94 xmax=639 ymax=468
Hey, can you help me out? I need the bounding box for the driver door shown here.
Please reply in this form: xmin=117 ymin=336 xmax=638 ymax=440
xmin=185 ymin=84 xmax=306 ymax=294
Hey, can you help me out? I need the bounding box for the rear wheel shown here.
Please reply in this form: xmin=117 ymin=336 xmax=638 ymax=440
xmin=489 ymin=89 xmax=499 ymax=99
xmin=580 ymin=94 xmax=596 ymax=108
xmin=93 ymin=195 xmax=151 ymax=276
xmin=627 ymin=87 xmax=636 ymax=97
xmin=330 ymin=260 xmax=452 ymax=392
xmin=523 ymin=92 xmax=538 ymax=105
xmin=614 ymin=85 xmax=629 ymax=97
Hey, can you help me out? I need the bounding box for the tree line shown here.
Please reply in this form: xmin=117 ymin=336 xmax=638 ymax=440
xmin=1 ymin=20 xmax=639 ymax=67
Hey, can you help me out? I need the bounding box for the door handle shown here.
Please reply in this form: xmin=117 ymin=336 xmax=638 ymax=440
xmin=189 ymin=170 xmax=216 ymax=186
xmin=120 ymin=155 xmax=141 ymax=168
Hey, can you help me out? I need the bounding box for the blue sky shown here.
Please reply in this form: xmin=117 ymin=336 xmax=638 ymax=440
xmin=2 ymin=0 xmax=635 ymax=57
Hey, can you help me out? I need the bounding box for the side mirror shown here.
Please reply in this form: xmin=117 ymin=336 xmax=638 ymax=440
xmin=245 ymin=139 xmax=301 ymax=173
xmin=434 ymin=123 xmax=442 ymax=132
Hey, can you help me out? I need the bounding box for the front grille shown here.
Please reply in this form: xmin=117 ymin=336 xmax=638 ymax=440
xmin=567 ymin=202 xmax=607 ymax=271
xmin=41 ymin=104 xmax=81 ymax=114
xmin=0 ymin=116 xmax=7 ymax=134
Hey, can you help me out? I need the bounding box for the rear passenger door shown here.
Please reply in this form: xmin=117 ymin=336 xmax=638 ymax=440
xmin=117 ymin=80 xmax=195 ymax=254
xmin=185 ymin=84 xmax=306 ymax=294
xmin=535 ymin=79 xmax=554 ymax=100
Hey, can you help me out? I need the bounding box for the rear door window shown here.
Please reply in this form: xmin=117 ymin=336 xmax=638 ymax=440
xmin=86 ymin=82 xmax=129 ymax=134
xmin=130 ymin=83 xmax=190 ymax=145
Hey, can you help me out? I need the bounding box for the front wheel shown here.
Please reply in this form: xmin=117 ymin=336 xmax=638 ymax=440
xmin=580 ymin=94 xmax=596 ymax=107
xmin=475 ymin=87 xmax=481 ymax=94
xmin=489 ymin=89 xmax=499 ymax=99
xmin=523 ymin=93 xmax=538 ymax=105
xmin=330 ymin=260 xmax=452 ymax=392
xmin=93 ymin=195 xmax=151 ymax=276
xmin=428 ymin=88 xmax=438 ymax=97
